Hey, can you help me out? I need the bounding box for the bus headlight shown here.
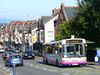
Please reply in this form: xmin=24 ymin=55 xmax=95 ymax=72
xmin=25 ymin=54 xmax=27 ymax=56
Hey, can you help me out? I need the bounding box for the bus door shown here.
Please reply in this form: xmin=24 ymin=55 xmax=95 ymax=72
xmin=56 ymin=45 xmax=65 ymax=60
xmin=45 ymin=46 xmax=56 ymax=64
xmin=50 ymin=45 xmax=63 ymax=65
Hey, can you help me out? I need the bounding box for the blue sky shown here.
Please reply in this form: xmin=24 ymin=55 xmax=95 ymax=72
xmin=0 ymin=0 xmax=77 ymax=21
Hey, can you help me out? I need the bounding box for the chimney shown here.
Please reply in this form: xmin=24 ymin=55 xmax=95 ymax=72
xmin=52 ymin=8 xmax=60 ymax=15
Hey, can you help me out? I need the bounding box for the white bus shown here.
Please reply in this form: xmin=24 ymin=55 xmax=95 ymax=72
xmin=43 ymin=35 xmax=87 ymax=66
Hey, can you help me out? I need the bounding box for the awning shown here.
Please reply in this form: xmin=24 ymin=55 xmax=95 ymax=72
xmin=86 ymin=40 xmax=94 ymax=44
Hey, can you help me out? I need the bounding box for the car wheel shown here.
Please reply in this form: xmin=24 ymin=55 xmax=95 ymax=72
xmin=6 ymin=64 xmax=10 ymax=67
xmin=21 ymin=64 xmax=24 ymax=66
xmin=3 ymin=58 xmax=5 ymax=60
xmin=56 ymin=59 xmax=62 ymax=67
xmin=5 ymin=61 xmax=8 ymax=66
xmin=5 ymin=63 xmax=7 ymax=66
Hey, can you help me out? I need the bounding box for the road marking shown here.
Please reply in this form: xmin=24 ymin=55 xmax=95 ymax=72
xmin=61 ymin=73 xmax=70 ymax=75
xmin=36 ymin=66 xmax=39 ymax=68
xmin=42 ymin=67 xmax=47 ymax=70
xmin=25 ymin=62 xmax=57 ymax=73
xmin=0 ymin=68 xmax=10 ymax=75
xmin=0 ymin=65 xmax=12 ymax=75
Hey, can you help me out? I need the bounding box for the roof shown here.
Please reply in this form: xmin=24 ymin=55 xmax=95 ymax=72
xmin=64 ymin=6 xmax=78 ymax=20
xmin=38 ymin=16 xmax=55 ymax=29
xmin=60 ymin=3 xmax=78 ymax=21
xmin=2 ymin=20 xmax=38 ymax=33
xmin=41 ymin=16 xmax=53 ymax=24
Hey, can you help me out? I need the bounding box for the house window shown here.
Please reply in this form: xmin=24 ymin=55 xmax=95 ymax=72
xmin=40 ymin=31 xmax=44 ymax=42
xmin=54 ymin=20 xmax=57 ymax=26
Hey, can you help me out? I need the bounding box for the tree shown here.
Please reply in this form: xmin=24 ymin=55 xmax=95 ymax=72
xmin=63 ymin=0 xmax=100 ymax=47
xmin=70 ymin=0 xmax=100 ymax=48
xmin=55 ymin=21 xmax=72 ymax=40
xmin=56 ymin=0 xmax=100 ymax=48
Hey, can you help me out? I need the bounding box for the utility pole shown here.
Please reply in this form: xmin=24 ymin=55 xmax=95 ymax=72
xmin=9 ymin=24 xmax=13 ymax=43
xmin=22 ymin=24 xmax=25 ymax=51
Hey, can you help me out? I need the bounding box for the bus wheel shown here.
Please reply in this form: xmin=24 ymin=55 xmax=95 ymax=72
xmin=56 ymin=60 xmax=62 ymax=67
xmin=46 ymin=58 xmax=48 ymax=64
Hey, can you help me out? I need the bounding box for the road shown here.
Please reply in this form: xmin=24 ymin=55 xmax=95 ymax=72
xmin=0 ymin=54 xmax=100 ymax=75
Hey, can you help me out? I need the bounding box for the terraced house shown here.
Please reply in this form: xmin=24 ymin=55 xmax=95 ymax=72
xmin=2 ymin=20 xmax=37 ymax=46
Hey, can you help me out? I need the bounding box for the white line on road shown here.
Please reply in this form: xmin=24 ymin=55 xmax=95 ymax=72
xmin=0 ymin=66 xmax=12 ymax=75
xmin=61 ymin=73 xmax=70 ymax=75
xmin=25 ymin=62 xmax=57 ymax=73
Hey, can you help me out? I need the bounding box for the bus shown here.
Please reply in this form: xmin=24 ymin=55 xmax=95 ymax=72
xmin=43 ymin=35 xmax=87 ymax=66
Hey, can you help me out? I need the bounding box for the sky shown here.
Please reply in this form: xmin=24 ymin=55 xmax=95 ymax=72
xmin=0 ymin=0 xmax=78 ymax=21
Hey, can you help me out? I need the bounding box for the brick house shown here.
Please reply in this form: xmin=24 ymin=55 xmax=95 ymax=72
xmin=54 ymin=3 xmax=78 ymax=36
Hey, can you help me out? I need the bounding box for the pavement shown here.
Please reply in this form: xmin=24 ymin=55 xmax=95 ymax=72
xmin=87 ymin=62 xmax=100 ymax=70
xmin=0 ymin=67 xmax=11 ymax=75
xmin=0 ymin=68 xmax=7 ymax=75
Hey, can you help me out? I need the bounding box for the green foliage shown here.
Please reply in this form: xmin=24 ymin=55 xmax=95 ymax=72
xmin=70 ymin=0 xmax=100 ymax=48
xmin=74 ymin=0 xmax=100 ymax=47
xmin=55 ymin=21 xmax=72 ymax=40
xmin=56 ymin=0 xmax=100 ymax=48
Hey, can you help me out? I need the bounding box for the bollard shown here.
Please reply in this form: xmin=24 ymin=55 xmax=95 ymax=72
xmin=11 ymin=59 xmax=16 ymax=75
xmin=12 ymin=63 xmax=16 ymax=75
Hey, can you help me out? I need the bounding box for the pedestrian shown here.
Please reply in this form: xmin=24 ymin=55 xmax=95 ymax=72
xmin=94 ymin=55 xmax=98 ymax=63
xmin=96 ymin=48 xmax=100 ymax=64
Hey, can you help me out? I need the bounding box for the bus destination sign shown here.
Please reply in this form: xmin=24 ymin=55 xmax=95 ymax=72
xmin=66 ymin=40 xmax=82 ymax=43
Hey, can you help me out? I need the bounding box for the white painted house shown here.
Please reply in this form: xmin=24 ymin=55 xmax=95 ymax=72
xmin=38 ymin=14 xmax=58 ymax=44
xmin=44 ymin=15 xmax=58 ymax=43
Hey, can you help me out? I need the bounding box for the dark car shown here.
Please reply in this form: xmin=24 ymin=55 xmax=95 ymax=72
xmin=22 ymin=48 xmax=35 ymax=59
xmin=14 ymin=46 xmax=21 ymax=53
xmin=5 ymin=54 xmax=24 ymax=67
xmin=5 ymin=45 xmax=13 ymax=52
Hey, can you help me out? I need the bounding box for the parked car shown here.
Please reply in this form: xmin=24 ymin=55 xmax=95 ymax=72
xmin=0 ymin=42 xmax=5 ymax=53
xmin=5 ymin=45 xmax=14 ymax=52
xmin=14 ymin=46 xmax=21 ymax=53
xmin=2 ymin=51 xmax=13 ymax=60
xmin=0 ymin=45 xmax=5 ymax=53
xmin=0 ymin=47 xmax=5 ymax=53
xmin=22 ymin=47 xmax=35 ymax=59
xmin=5 ymin=54 xmax=24 ymax=67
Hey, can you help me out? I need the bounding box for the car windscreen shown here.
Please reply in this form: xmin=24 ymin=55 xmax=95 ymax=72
xmin=25 ymin=51 xmax=33 ymax=53
xmin=11 ymin=55 xmax=21 ymax=58
xmin=0 ymin=48 xmax=4 ymax=50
